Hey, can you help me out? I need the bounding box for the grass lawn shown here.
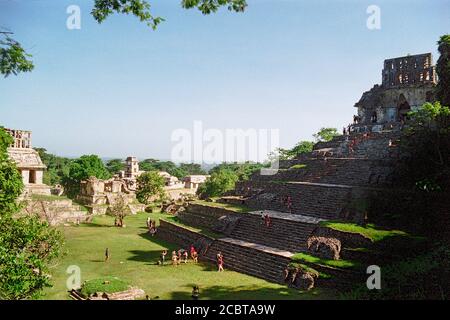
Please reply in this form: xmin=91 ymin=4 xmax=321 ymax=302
xmin=192 ymin=200 xmax=252 ymax=213
xmin=291 ymin=253 xmax=362 ymax=270
xmin=42 ymin=212 xmax=335 ymax=300
xmin=319 ymin=221 xmax=412 ymax=242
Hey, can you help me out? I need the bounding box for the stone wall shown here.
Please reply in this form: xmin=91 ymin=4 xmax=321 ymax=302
xmin=156 ymin=220 xmax=214 ymax=253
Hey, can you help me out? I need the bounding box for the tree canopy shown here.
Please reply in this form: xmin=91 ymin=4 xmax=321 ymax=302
xmin=399 ymin=102 xmax=450 ymax=191
xmin=136 ymin=170 xmax=166 ymax=204
xmin=197 ymin=168 xmax=239 ymax=198
xmin=0 ymin=127 xmax=64 ymax=300
xmin=436 ymin=34 xmax=450 ymax=107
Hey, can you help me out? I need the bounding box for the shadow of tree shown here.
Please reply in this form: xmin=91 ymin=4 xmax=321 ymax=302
xmin=168 ymin=284 xmax=330 ymax=300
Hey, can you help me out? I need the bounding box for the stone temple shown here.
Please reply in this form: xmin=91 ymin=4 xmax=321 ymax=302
xmin=5 ymin=128 xmax=51 ymax=196
xmin=354 ymin=53 xmax=437 ymax=132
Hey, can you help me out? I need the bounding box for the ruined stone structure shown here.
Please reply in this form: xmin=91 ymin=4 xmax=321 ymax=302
xmin=77 ymin=176 xmax=145 ymax=215
xmin=354 ymin=53 xmax=437 ymax=132
xmin=183 ymin=175 xmax=209 ymax=190
xmin=155 ymin=52 xmax=438 ymax=291
xmin=5 ymin=128 xmax=51 ymax=196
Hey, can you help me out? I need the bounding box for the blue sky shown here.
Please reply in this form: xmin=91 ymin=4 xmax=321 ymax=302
xmin=1 ymin=0 xmax=449 ymax=161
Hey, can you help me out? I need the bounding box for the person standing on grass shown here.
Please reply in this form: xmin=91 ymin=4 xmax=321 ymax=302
xmin=217 ymin=252 xmax=224 ymax=272
xmin=105 ymin=248 xmax=110 ymax=262
xmin=159 ymin=250 xmax=167 ymax=265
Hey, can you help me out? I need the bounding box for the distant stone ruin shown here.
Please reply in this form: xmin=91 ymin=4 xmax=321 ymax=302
xmin=77 ymin=176 xmax=145 ymax=215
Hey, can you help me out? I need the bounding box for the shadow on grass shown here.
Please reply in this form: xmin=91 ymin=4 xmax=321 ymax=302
xmin=80 ymin=222 xmax=114 ymax=228
xmin=168 ymin=284 xmax=327 ymax=300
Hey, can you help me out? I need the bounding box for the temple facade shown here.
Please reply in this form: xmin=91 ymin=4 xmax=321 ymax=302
xmin=354 ymin=53 xmax=437 ymax=131
xmin=5 ymin=128 xmax=51 ymax=196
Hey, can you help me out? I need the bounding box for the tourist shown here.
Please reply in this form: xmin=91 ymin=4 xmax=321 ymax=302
xmin=287 ymin=196 xmax=292 ymax=213
xmin=264 ymin=214 xmax=271 ymax=227
xmin=192 ymin=286 xmax=200 ymax=300
xmin=217 ymin=252 xmax=224 ymax=272
xmin=183 ymin=251 xmax=189 ymax=264
xmin=159 ymin=250 xmax=167 ymax=265
xmin=343 ymin=127 xmax=347 ymax=135
xmin=105 ymin=248 xmax=110 ymax=262
xmin=172 ymin=251 xmax=178 ymax=266
xmin=190 ymin=245 xmax=197 ymax=260
xmin=146 ymin=217 xmax=151 ymax=228
xmin=192 ymin=250 xmax=198 ymax=264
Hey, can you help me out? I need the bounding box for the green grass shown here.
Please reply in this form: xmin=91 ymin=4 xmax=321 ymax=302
xmin=289 ymin=164 xmax=307 ymax=170
xmin=292 ymin=252 xmax=362 ymax=270
xmin=161 ymin=216 xmax=222 ymax=239
xmin=287 ymin=263 xmax=331 ymax=279
xmin=31 ymin=194 xmax=70 ymax=201
xmin=80 ymin=276 xmax=129 ymax=297
xmin=319 ymin=221 xmax=411 ymax=242
xmin=42 ymin=213 xmax=335 ymax=300
xmin=192 ymin=200 xmax=252 ymax=213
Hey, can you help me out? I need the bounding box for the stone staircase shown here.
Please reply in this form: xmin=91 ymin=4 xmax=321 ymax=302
xmin=228 ymin=212 xmax=319 ymax=253
xmin=23 ymin=197 xmax=88 ymax=226
xmin=202 ymin=238 xmax=292 ymax=284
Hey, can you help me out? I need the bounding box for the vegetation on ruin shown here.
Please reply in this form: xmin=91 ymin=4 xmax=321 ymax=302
xmin=287 ymin=262 xmax=331 ymax=279
xmin=192 ymin=199 xmax=252 ymax=213
xmin=136 ymin=170 xmax=166 ymax=204
xmin=399 ymin=102 xmax=450 ymax=192
xmin=197 ymin=169 xmax=239 ymax=198
xmin=209 ymin=162 xmax=267 ymax=181
xmin=80 ymin=276 xmax=129 ymax=297
xmin=269 ymin=127 xmax=338 ymax=161
xmin=289 ymin=164 xmax=307 ymax=170
xmin=319 ymin=221 xmax=411 ymax=243
xmin=162 ymin=216 xmax=222 ymax=239
xmin=42 ymin=213 xmax=332 ymax=300
xmin=313 ymin=127 xmax=341 ymax=143
xmin=342 ymin=245 xmax=450 ymax=300
xmin=291 ymin=253 xmax=361 ymax=270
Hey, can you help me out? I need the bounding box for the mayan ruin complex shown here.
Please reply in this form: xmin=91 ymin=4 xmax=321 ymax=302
xmin=153 ymin=52 xmax=448 ymax=293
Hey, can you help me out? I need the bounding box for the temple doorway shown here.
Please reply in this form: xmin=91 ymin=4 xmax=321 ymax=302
xmin=397 ymin=94 xmax=411 ymax=121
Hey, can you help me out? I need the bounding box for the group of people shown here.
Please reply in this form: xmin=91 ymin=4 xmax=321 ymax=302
xmin=158 ymin=245 xmax=199 ymax=266
xmin=146 ymin=217 xmax=157 ymax=236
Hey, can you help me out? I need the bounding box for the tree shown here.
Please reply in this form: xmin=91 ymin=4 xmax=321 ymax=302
xmin=136 ymin=171 xmax=165 ymax=204
xmin=0 ymin=127 xmax=64 ymax=300
xmin=398 ymin=102 xmax=450 ymax=191
xmin=92 ymin=0 xmax=247 ymax=29
xmin=313 ymin=127 xmax=341 ymax=142
xmin=64 ymin=155 xmax=111 ymax=197
xmin=197 ymin=169 xmax=238 ymax=198
xmin=0 ymin=31 xmax=34 ymax=77
xmin=0 ymin=128 xmax=23 ymax=213
xmin=1 ymin=1 xmax=247 ymax=77
xmin=209 ymin=162 xmax=265 ymax=181
xmin=34 ymin=148 xmax=71 ymax=186
xmin=105 ymin=158 xmax=125 ymax=175
xmin=139 ymin=159 xmax=187 ymax=179
xmin=108 ymin=194 xmax=130 ymax=227
xmin=436 ymin=34 xmax=450 ymax=107
xmin=179 ymin=163 xmax=206 ymax=175
xmin=271 ymin=141 xmax=315 ymax=161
